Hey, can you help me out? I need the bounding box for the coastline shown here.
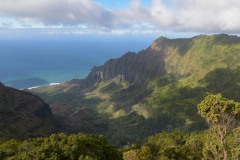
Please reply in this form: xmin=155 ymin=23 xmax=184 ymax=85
xmin=27 ymin=82 xmax=61 ymax=90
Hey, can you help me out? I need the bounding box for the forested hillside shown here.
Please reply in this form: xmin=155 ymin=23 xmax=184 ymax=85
xmin=1 ymin=94 xmax=239 ymax=160
xmin=31 ymin=34 xmax=240 ymax=145
xmin=0 ymin=82 xmax=58 ymax=140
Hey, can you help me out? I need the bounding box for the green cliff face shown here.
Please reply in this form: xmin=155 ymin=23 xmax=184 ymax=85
xmin=31 ymin=34 xmax=240 ymax=145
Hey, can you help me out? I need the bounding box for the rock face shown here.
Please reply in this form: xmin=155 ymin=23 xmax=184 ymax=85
xmin=86 ymin=48 xmax=166 ymax=85
xmin=0 ymin=82 xmax=57 ymax=139
xmin=86 ymin=36 xmax=196 ymax=86
xmin=86 ymin=34 xmax=240 ymax=87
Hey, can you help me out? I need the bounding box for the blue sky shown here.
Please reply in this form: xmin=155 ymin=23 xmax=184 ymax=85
xmin=98 ymin=0 xmax=151 ymax=8
xmin=0 ymin=0 xmax=240 ymax=38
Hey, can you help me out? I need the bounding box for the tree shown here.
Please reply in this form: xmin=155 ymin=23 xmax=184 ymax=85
xmin=123 ymin=149 xmax=139 ymax=160
xmin=227 ymin=127 xmax=240 ymax=159
xmin=183 ymin=132 xmax=206 ymax=159
xmin=197 ymin=93 xmax=240 ymax=160
xmin=0 ymin=133 xmax=122 ymax=160
xmin=122 ymin=145 xmax=153 ymax=160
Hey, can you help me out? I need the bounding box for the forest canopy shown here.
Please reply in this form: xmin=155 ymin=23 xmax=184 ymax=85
xmin=0 ymin=94 xmax=239 ymax=160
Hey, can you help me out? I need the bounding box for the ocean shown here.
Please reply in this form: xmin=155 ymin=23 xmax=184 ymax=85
xmin=0 ymin=36 xmax=156 ymax=89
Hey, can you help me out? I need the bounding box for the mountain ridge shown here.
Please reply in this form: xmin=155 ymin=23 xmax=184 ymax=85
xmin=86 ymin=34 xmax=240 ymax=85
xmin=30 ymin=34 xmax=240 ymax=145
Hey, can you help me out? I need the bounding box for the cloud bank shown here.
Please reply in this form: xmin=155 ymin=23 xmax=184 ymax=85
xmin=0 ymin=0 xmax=240 ymax=34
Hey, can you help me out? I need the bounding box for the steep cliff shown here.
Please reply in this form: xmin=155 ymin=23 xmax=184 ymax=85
xmin=87 ymin=34 xmax=240 ymax=85
xmin=86 ymin=49 xmax=166 ymax=84
xmin=0 ymin=82 xmax=58 ymax=139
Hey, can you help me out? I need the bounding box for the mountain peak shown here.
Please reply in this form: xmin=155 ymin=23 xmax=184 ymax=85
xmin=155 ymin=36 xmax=168 ymax=41
xmin=85 ymin=34 xmax=240 ymax=86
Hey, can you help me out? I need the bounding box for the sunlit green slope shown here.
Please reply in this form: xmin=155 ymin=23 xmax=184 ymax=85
xmin=31 ymin=34 xmax=240 ymax=145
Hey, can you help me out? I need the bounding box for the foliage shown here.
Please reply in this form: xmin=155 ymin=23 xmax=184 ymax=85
xmin=122 ymin=131 xmax=207 ymax=160
xmin=122 ymin=128 xmax=240 ymax=160
xmin=1 ymin=94 xmax=239 ymax=160
xmin=198 ymin=93 xmax=240 ymax=124
xmin=227 ymin=127 xmax=240 ymax=159
xmin=123 ymin=145 xmax=153 ymax=160
xmin=122 ymin=94 xmax=240 ymax=160
xmin=0 ymin=133 xmax=121 ymax=160
xmin=198 ymin=94 xmax=240 ymax=160
xmin=30 ymin=34 xmax=240 ymax=145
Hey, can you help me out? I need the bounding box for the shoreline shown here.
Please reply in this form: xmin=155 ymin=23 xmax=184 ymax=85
xmin=27 ymin=82 xmax=61 ymax=90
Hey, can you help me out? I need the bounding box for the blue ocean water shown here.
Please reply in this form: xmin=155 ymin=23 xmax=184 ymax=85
xmin=0 ymin=36 xmax=155 ymax=89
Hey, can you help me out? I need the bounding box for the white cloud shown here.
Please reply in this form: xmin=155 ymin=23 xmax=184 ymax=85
xmin=0 ymin=0 xmax=240 ymax=34
xmin=171 ymin=0 xmax=240 ymax=32
xmin=0 ymin=0 xmax=113 ymax=27
xmin=150 ymin=0 xmax=175 ymax=27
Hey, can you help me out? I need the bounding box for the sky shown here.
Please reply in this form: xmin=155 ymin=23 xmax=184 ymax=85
xmin=0 ymin=0 xmax=240 ymax=38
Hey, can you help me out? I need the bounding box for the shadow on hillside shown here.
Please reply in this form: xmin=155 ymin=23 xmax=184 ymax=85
xmin=199 ymin=67 xmax=240 ymax=101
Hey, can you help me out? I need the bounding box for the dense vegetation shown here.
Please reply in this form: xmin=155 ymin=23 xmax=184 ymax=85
xmin=1 ymin=34 xmax=239 ymax=159
xmin=1 ymin=94 xmax=239 ymax=160
xmin=31 ymin=34 xmax=240 ymax=145
xmin=122 ymin=94 xmax=240 ymax=160
xmin=0 ymin=133 xmax=121 ymax=160
xmin=122 ymin=128 xmax=240 ymax=160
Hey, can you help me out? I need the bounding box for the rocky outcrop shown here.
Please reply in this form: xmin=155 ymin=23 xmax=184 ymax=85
xmin=86 ymin=36 xmax=195 ymax=85
xmin=0 ymin=83 xmax=58 ymax=139
xmin=86 ymin=49 xmax=167 ymax=85
xmin=86 ymin=34 xmax=240 ymax=87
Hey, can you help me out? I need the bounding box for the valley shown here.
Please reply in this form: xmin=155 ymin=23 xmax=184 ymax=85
xmin=29 ymin=34 xmax=240 ymax=145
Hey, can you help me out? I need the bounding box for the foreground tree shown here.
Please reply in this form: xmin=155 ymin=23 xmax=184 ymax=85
xmin=0 ymin=133 xmax=122 ymax=160
xmin=197 ymin=93 xmax=240 ymax=160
